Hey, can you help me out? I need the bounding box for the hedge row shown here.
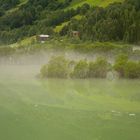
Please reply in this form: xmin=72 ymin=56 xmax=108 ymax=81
xmin=40 ymin=55 xmax=140 ymax=79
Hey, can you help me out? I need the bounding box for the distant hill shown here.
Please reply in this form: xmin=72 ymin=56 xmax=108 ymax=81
xmin=0 ymin=0 xmax=139 ymax=45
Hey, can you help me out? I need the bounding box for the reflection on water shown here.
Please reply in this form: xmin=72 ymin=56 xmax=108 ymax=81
xmin=0 ymin=65 xmax=140 ymax=140
xmin=0 ymin=65 xmax=140 ymax=111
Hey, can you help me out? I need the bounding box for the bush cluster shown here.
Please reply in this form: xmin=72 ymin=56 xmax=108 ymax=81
xmin=40 ymin=56 xmax=69 ymax=78
xmin=40 ymin=56 xmax=110 ymax=79
xmin=40 ymin=55 xmax=140 ymax=79
xmin=114 ymin=54 xmax=140 ymax=79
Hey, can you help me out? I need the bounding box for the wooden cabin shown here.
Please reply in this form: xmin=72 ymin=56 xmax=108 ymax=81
xmin=36 ymin=34 xmax=50 ymax=43
xmin=71 ymin=31 xmax=80 ymax=38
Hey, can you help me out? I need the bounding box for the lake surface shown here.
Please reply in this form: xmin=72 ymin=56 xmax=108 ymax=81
xmin=0 ymin=65 xmax=140 ymax=140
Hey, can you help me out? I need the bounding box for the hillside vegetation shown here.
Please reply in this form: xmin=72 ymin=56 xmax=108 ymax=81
xmin=0 ymin=0 xmax=134 ymax=43
xmin=66 ymin=0 xmax=124 ymax=9
xmin=0 ymin=0 xmax=139 ymax=46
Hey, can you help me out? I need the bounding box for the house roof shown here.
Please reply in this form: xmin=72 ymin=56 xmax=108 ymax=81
xmin=72 ymin=31 xmax=79 ymax=33
xmin=39 ymin=34 xmax=50 ymax=38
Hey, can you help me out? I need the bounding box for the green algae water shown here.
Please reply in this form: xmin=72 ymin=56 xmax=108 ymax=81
xmin=0 ymin=65 xmax=140 ymax=140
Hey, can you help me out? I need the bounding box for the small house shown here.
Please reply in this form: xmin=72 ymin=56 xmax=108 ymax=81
xmin=37 ymin=34 xmax=50 ymax=43
xmin=71 ymin=31 xmax=80 ymax=38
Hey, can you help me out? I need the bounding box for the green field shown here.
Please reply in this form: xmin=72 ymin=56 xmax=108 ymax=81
xmin=66 ymin=0 xmax=124 ymax=9
xmin=0 ymin=65 xmax=140 ymax=140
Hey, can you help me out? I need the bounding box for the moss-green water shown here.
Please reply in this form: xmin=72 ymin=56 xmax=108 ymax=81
xmin=0 ymin=65 xmax=140 ymax=140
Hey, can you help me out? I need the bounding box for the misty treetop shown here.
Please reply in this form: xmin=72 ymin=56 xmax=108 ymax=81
xmin=40 ymin=56 xmax=70 ymax=78
xmin=40 ymin=55 xmax=140 ymax=79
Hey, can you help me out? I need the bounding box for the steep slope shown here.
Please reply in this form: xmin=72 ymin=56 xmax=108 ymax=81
xmin=67 ymin=0 xmax=124 ymax=9
xmin=0 ymin=0 xmax=139 ymax=45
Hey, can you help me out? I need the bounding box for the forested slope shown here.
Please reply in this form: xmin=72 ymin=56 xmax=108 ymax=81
xmin=0 ymin=0 xmax=139 ymax=45
xmin=61 ymin=0 xmax=140 ymax=43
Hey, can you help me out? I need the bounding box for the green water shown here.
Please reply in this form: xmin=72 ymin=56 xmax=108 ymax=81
xmin=0 ymin=65 xmax=140 ymax=140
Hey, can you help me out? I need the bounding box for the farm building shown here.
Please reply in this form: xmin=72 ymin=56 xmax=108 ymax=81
xmin=71 ymin=31 xmax=80 ymax=38
xmin=36 ymin=34 xmax=50 ymax=43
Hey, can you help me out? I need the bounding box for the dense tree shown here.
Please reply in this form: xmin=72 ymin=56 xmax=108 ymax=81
xmin=88 ymin=57 xmax=109 ymax=78
xmin=40 ymin=56 xmax=69 ymax=78
xmin=124 ymin=61 xmax=140 ymax=78
xmin=0 ymin=0 xmax=19 ymax=10
xmin=71 ymin=60 xmax=89 ymax=79
xmin=114 ymin=54 xmax=128 ymax=78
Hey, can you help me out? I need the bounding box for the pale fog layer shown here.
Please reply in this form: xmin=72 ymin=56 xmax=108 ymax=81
xmin=0 ymin=50 xmax=104 ymax=80
xmin=0 ymin=50 xmax=112 ymax=65
xmin=0 ymin=50 xmax=140 ymax=81
xmin=0 ymin=49 xmax=140 ymax=66
xmin=0 ymin=50 xmax=98 ymax=81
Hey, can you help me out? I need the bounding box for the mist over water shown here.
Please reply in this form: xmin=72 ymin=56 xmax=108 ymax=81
xmin=0 ymin=50 xmax=116 ymax=84
xmin=0 ymin=51 xmax=140 ymax=140
xmin=0 ymin=50 xmax=115 ymax=65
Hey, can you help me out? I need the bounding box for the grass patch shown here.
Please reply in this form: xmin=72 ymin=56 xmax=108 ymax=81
xmin=66 ymin=0 xmax=124 ymax=9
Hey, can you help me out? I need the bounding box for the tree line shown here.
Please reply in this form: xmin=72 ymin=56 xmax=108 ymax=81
xmin=40 ymin=55 xmax=140 ymax=79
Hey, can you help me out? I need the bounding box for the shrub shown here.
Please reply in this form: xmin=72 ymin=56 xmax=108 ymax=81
xmin=71 ymin=59 xmax=88 ymax=79
xmin=114 ymin=54 xmax=140 ymax=79
xmin=40 ymin=56 xmax=69 ymax=78
xmin=40 ymin=55 xmax=140 ymax=79
xmin=88 ymin=57 xmax=109 ymax=78
xmin=40 ymin=64 xmax=48 ymax=78
xmin=114 ymin=54 xmax=128 ymax=77
xmin=124 ymin=61 xmax=140 ymax=79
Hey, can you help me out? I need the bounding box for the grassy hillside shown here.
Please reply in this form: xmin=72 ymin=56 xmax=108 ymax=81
xmin=54 ymin=0 xmax=124 ymax=32
xmin=66 ymin=0 xmax=124 ymax=9
xmin=0 ymin=0 xmax=139 ymax=45
xmin=6 ymin=0 xmax=28 ymax=14
xmin=5 ymin=0 xmax=124 ymax=13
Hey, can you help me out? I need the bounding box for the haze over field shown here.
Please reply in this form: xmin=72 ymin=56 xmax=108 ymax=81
xmin=0 ymin=64 xmax=140 ymax=140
